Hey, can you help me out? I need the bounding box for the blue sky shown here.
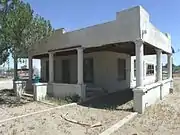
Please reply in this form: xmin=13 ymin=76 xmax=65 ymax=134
xmin=5 ymin=0 xmax=180 ymax=69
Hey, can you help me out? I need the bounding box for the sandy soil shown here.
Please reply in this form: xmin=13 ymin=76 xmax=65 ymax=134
xmin=0 ymin=104 xmax=130 ymax=135
xmin=0 ymin=89 xmax=53 ymax=121
xmin=0 ymin=101 xmax=53 ymax=121
xmin=113 ymin=78 xmax=180 ymax=135
xmin=0 ymin=84 xmax=132 ymax=135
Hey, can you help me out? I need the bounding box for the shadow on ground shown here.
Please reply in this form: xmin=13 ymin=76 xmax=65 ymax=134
xmin=80 ymin=89 xmax=133 ymax=112
xmin=0 ymin=89 xmax=31 ymax=108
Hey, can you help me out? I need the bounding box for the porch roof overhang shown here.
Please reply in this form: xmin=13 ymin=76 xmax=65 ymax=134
xmin=32 ymin=41 xmax=169 ymax=59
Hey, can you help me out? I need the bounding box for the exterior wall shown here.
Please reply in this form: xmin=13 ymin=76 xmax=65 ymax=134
xmin=142 ymin=83 xmax=161 ymax=108
xmin=99 ymin=52 xmax=131 ymax=92
xmin=161 ymin=80 xmax=171 ymax=98
xmin=47 ymin=83 xmax=53 ymax=95
xmin=52 ymin=83 xmax=85 ymax=99
xmin=41 ymin=51 xmax=131 ymax=93
xmin=133 ymin=79 xmax=172 ymax=113
xmin=130 ymin=55 xmax=157 ymax=88
xmin=32 ymin=83 xmax=86 ymax=100
xmin=33 ymin=83 xmax=47 ymax=101
xmin=139 ymin=6 xmax=172 ymax=53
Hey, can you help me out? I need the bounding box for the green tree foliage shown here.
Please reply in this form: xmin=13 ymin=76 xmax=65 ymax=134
xmin=0 ymin=0 xmax=53 ymax=79
xmin=0 ymin=0 xmax=16 ymax=65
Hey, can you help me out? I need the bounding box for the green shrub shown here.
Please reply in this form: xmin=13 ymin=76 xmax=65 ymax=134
xmin=65 ymin=94 xmax=80 ymax=103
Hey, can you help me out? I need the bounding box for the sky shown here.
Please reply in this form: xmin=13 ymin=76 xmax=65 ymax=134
xmin=4 ymin=0 xmax=180 ymax=69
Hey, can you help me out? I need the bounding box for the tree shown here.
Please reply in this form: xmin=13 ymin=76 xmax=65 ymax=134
xmin=0 ymin=0 xmax=53 ymax=80
xmin=0 ymin=0 xmax=16 ymax=65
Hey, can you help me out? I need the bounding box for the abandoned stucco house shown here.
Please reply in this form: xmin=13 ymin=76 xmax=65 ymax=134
xmin=27 ymin=6 xmax=173 ymax=113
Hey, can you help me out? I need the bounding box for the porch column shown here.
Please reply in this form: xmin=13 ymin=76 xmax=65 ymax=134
xmin=28 ymin=56 xmax=33 ymax=81
xmin=49 ymin=52 xmax=54 ymax=83
xmin=135 ymin=39 xmax=144 ymax=87
xmin=143 ymin=61 xmax=146 ymax=80
xmin=167 ymin=54 xmax=172 ymax=79
xmin=77 ymin=47 xmax=84 ymax=84
xmin=133 ymin=39 xmax=144 ymax=114
xmin=156 ymin=49 xmax=162 ymax=82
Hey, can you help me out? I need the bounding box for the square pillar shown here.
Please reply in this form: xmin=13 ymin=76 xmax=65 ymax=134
xmin=77 ymin=47 xmax=84 ymax=84
xmin=135 ymin=39 xmax=144 ymax=87
xmin=126 ymin=56 xmax=132 ymax=88
xmin=143 ymin=61 xmax=146 ymax=80
xmin=133 ymin=39 xmax=145 ymax=114
xmin=156 ymin=49 xmax=162 ymax=82
xmin=167 ymin=54 xmax=172 ymax=79
xmin=26 ymin=56 xmax=33 ymax=91
xmin=133 ymin=88 xmax=144 ymax=113
xmin=49 ymin=52 xmax=54 ymax=83
xmin=28 ymin=56 xmax=33 ymax=81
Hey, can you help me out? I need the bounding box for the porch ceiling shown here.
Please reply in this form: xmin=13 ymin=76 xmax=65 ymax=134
xmin=32 ymin=41 xmax=165 ymax=59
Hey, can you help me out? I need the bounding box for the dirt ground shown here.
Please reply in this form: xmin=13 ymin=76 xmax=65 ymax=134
xmin=0 ymin=88 xmax=53 ymax=121
xmin=0 ymin=83 xmax=132 ymax=135
xmin=3 ymin=78 xmax=180 ymax=135
xmin=0 ymin=104 xmax=131 ymax=135
xmin=113 ymin=77 xmax=180 ymax=135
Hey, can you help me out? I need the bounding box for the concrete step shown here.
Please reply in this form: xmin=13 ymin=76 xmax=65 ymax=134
xmin=21 ymin=93 xmax=34 ymax=101
xmin=22 ymin=93 xmax=33 ymax=98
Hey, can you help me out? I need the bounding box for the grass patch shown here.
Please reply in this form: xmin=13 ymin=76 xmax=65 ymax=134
xmin=45 ymin=94 xmax=81 ymax=106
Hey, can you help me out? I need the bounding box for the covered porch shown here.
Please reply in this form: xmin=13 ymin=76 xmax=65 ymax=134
xmin=28 ymin=39 xmax=172 ymax=113
xmin=30 ymin=42 xmax=134 ymax=100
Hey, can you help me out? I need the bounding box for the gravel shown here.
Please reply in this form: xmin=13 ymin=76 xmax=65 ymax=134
xmin=113 ymin=78 xmax=180 ymax=135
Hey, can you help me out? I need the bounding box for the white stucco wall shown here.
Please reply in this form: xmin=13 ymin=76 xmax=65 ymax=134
xmin=33 ymin=83 xmax=48 ymax=101
xmin=133 ymin=79 xmax=172 ymax=113
xmin=139 ymin=6 xmax=172 ymax=53
xmin=52 ymin=83 xmax=84 ymax=98
xmin=161 ymin=80 xmax=171 ymax=98
xmin=41 ymin=51 xmax=131 ymax=93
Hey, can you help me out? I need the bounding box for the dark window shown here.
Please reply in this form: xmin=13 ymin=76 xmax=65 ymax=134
xmin=62 ymin=60 xmax=70 ymax=83
xmin=84 ymin=58 xmax=94 ymax=83
xmin=146 ymin=64 xmax=154 ymax=75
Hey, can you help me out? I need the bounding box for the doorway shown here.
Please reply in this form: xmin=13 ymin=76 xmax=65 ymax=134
xmin=62 ymin=60 xmax=70 ymax=83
